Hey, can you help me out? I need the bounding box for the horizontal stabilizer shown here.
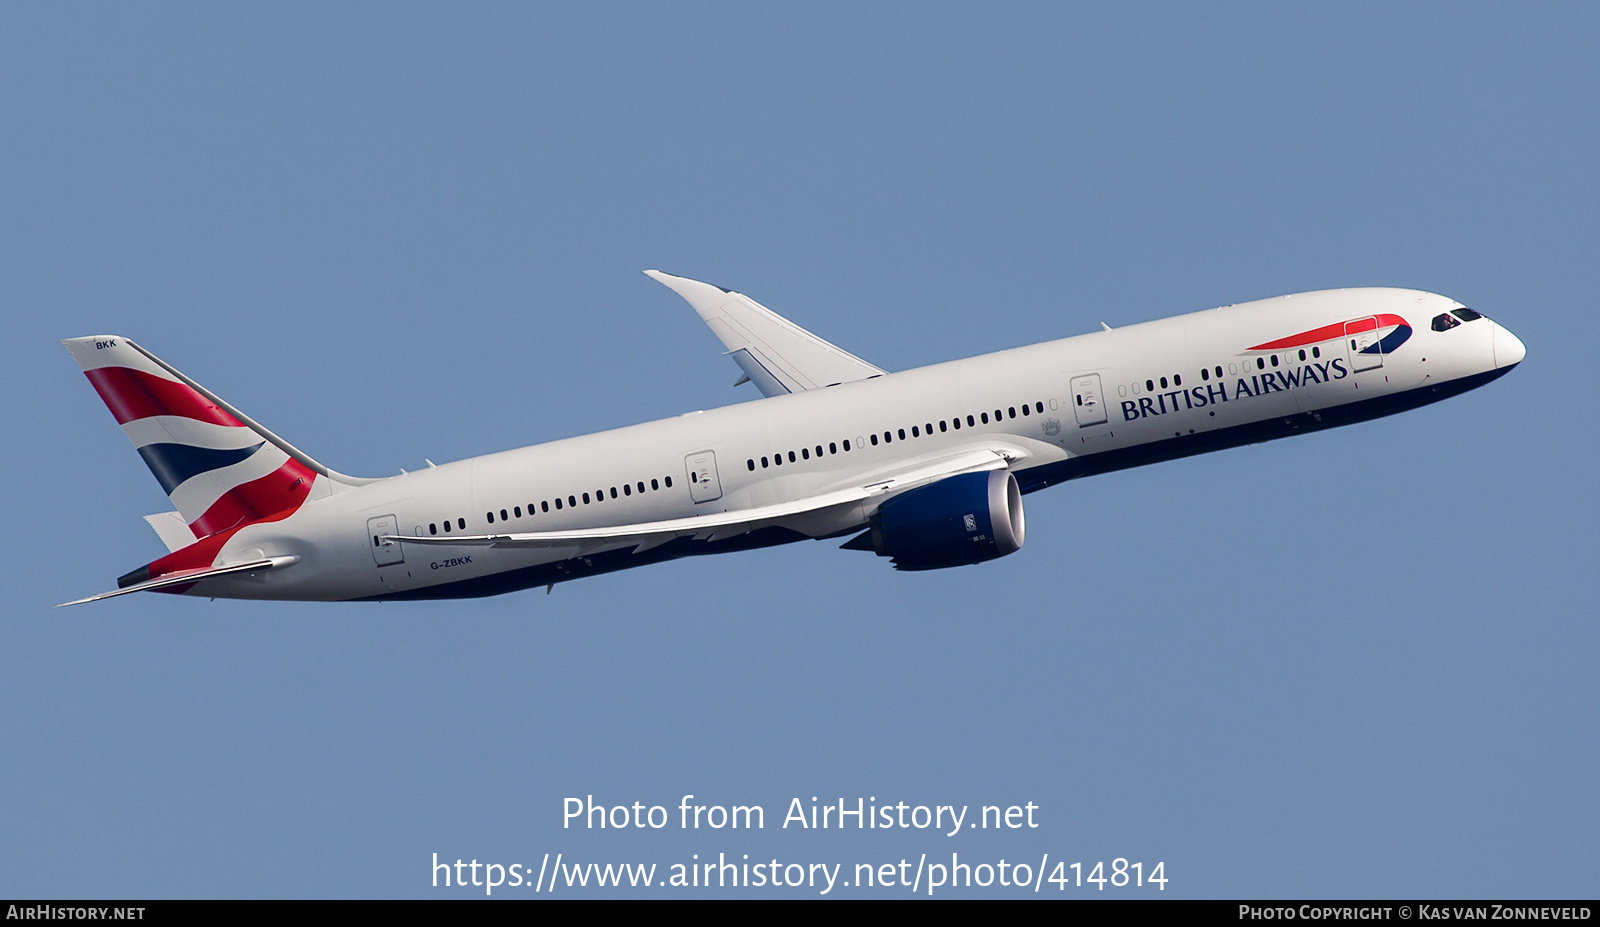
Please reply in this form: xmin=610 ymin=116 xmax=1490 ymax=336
xmin=143 ymin=511 xmax=198 ymax=552
xmin=387 ymin=447 xmax=1020 ymax=553
xmin=645 ymin=270 xmax=886 ymax=397
xmin=57 ymin=555 xmax=299 ymax=607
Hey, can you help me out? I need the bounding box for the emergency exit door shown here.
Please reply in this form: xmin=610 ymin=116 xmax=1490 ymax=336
xmin=367 ymin=515 xmax=404 ymax=566
xmin=685 ymin=451 xmax=723 ymax=503
xmin=1345 ymin=317 xmax=1384 ymax=373
xmin=1070 ymin=374 xmax=1108 ymax=427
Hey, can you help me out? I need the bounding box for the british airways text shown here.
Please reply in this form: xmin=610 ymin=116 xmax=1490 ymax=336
xmin=1121 ymin=359 xmax=1349 ymax=421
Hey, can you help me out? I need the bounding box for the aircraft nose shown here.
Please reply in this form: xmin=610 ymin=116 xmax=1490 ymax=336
xmin=1491 ymin=322 xmax=1526 ymax=369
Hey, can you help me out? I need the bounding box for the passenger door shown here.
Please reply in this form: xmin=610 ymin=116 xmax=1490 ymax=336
xmin=1070 ymin=374 xmax=1108 ymax=427
xmin=685 ymin=451 xmax=723 ymax=504
xmin=366 ymin=515 xmax=404 ymax=566
xmin=1345 ymin=317 xmax=1384 ymax=372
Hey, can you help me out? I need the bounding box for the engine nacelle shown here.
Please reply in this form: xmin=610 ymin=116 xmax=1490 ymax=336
xmin=851 ymin=470 xmax=1025 ymax=570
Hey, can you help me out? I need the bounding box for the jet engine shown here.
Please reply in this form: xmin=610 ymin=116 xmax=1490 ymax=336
xmin=843 ymin=470 xmax=1025 ymax=570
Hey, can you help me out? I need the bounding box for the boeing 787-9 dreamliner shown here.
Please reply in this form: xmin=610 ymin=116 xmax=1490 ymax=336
xmin=60 ymin=271 xmax=1524 ymax=605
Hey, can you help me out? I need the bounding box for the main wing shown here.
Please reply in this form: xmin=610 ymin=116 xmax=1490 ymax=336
xmin=388 ymin=447 xmax=1022 ymax=555
xmin=646 ymin=270 xmax=886 ymax=396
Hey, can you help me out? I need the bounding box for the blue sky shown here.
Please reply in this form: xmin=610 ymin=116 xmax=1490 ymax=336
xmin=2 ymin=3 xmax=1595 ymax=898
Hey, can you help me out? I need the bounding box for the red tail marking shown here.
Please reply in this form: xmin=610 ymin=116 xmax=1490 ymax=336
xmin=84 ymin=366 xmax=242 ymax=427
xmin=187 ymin=459 xmax=315 ymax=538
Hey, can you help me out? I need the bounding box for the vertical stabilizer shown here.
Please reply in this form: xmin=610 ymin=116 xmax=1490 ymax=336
xmin=62 ymin=336 xmax=360 ymax=538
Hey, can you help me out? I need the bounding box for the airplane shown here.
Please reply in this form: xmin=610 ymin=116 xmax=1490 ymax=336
xmin=59 ymin=271 xmax=1525 ymax=605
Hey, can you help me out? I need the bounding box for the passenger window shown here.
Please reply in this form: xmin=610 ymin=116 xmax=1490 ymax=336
xmin=1298 ymin=349 xmax=1306 ymax=361
xmin=952 ymin=418 xmax=961 ymax=430
xmin=1271 ymin=354 xmax=1279 ymax=367
xmin=515 ymin=506 xmax=522 ymax=517
xmin=637 ymin=482 xmax=645 ymax=493
xmin=1146 ymin=379 xmax=1154 ymax=392
xmin=568 ymin=495 xmax=576 ymax=506
xmin=1035 ymin=402 xmax=1043 ymax=413
xmin=429 ymin=523 xmax=437 ymax=535
xmin=1215 ymin=366 xmax=1223 ymax=378
xmin=939 ymin=421 xmax=948 ymax=432
xmin=748 ymin=459 xmax=755 ymax=471
xmin=544 ymin=501 xmax=552 ymax=512
xmin=980 ymin=412 xmax=989 ymax=424
xmin=1020 ymin=405 xmax=1028 ymax=416
xmin=555 ymin=498 xmax=563 ymax=510
xmin=788 ymin=451 xmax=796 ymax=462
xmin=802 ymin=447 xmax=810 ymax=459
xmin=1257 ymin=357 xmax=1265 ymax=369
xmin=486 ymin=512 xmax=494 ymax=524
xmin=583 ymin=492 xmax=590 ymax=504
xmin=1008 ymin=407 xmax=1016 ymax=418
xmin=1160 ymin=377 xmax=1167 ymax=389
xmin=1174 ymin=374 xmax=1181 ymax=386
xmin=443 ymin=521 xmax=451 ymax=533
xmin=1201 ymin=368 xmax=1209 ymax=381
xmin=1432 ymin=313 xmax=1461 ymax=332
xmin=501 ymin=509 xmax=508 ymax=521
xmin=623 ymin=484 xmax=631 ymax=496
xmin=843 ymin=439 xmax=851 ymax=451
xmin=665 ymin=476 xmax=672 ymax=488
xmin=870 ymin=434 xmax=879 ymax=446
xmin=830 ymin=442 xmax=838 ymax=453
xmin=609 ymin=488 xmax=617 ymax=499
xmin=761 ymin=457 xmax=768 ymax=468
xmin=773 ymin=452 xmax=782 ymax=466
xmin=899 ymin=428 xmax=906 ymax=440
xmin=457 ymin=518 xmax=465 ymax=530
xmin=651 ymin=479 xmax=658 ymax=491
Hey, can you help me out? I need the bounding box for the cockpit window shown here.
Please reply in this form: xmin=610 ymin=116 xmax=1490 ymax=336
xmin=1432 ymin=313 xmax=1461 ymax=332
xmin=1451 ymin=307 xmax=1483 ymax=322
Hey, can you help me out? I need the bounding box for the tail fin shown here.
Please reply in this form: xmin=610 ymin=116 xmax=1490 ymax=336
xmin=62 ymin=336 xmax=372 ymax=539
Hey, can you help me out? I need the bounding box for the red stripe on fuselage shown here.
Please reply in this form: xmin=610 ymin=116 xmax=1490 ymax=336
xmin=187 ymin=458 xmax=315 ymax=538
xmin=84 ymin=366 xmax=242 ymax=427
xmin=146 ymin=482 xmax=311 ymax=583
xmin=1248 ymin=313 xmax=1409 ymax=351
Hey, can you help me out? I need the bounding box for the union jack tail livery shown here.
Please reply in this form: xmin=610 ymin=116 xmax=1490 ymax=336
xmin=62 ymin=336 xmax=327 ymax=542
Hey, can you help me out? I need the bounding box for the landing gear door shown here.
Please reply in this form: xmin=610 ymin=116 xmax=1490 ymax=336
xmin=1070 ymin=373 xmax=1108 ymax=427
xmin=1345 ymin=317 xmax=1383 ymax=372
xmin=367 ymin=515 xmax=404 ymax=566
xmin=685 ymin=451 xmax=723 ymax=504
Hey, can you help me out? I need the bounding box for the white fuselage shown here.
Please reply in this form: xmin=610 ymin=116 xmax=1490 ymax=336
xmin=197 ymin=287 xmax=1521 ymax=601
